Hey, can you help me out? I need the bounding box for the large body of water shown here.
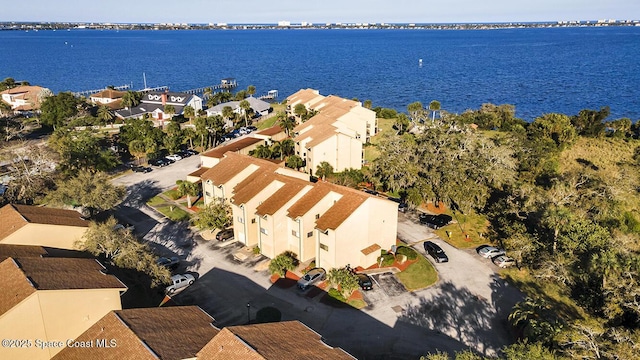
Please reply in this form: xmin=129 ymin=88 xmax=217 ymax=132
xmin=1 ymin=27 xmax=639 ymax=120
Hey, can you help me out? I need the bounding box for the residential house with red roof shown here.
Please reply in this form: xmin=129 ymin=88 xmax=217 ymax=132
xmin=89 ymin=89 xmax=125 ymax=110
xmin=1 ymin=85 xmax=50 ymax=113
xmin=0 ymin=257 xmax=126 ymax=360
xmin=0 ymin=204 xmax=89 ymax=250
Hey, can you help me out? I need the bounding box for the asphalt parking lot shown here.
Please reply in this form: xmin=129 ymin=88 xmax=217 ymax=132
xmin=112 ymin=161 xmax=525 ymax=358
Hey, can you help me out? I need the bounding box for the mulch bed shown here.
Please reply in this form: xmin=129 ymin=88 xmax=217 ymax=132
xmin=270 ymin=270 xmax=300 ymax=289
xmin=364 ymin=257 xmax=417 ymax=272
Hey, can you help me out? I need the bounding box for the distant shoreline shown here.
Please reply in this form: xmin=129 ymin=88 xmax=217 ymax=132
xmin=2 ymin=20 xmax=639 ymax=32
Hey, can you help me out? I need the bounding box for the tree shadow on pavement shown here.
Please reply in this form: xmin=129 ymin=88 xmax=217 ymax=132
xmin=120 ymin=179 xmax=162 ymax=207
xmin=399 ymin=281 xmax=507 ymax=356
xmin=173 ymin=268 xmax=471 ymax=360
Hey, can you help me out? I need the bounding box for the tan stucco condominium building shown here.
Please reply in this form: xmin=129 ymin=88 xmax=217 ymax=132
xmin=199 ymin=152 xmax=398 ymax=270
xmin=286 ymin=89 xmax=377 ymax=174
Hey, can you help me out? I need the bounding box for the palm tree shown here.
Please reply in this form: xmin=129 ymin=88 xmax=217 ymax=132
xmin=206 ymin=115 xmax=225 ymax=147
xmin=222 ymin=106 xmax=234 ymax=128
xmin=194 ymin=116 xmax=209 ymax=149
xmin=163 ymin=104 xmax=176 ymax=119
xmin=247 ymin=85 xmax=256 ymax=96
xmin=183 ymin=127 xmax=196 ymax=149
xmin=429 ymin=100 xmax=441 ymax=121
xmin=316 ymin=161 xmax=334 ymax=180
xmin=183 ymin=105 xmax=195 ymax=126
xmin=97 ymin=105 xmax=114 ymax=125
xmin=286 ymin=155 xmax=303 ymax=170
xmin=251 ymin=144 xmax=272 ymax=159
xmin=277 ymin=112 xmax=296 ymax=136
xmin=239 ymin=100 xmax=251 ymax=127
xmin=128 ymin=140 xmax=146 ymax=165
xmin=280 ymin=139 xmax=295 ymax=158
xmin=121 ymin=91 xmax=140 ymax=117
xmin=176 ymin=180 xmax=200 ymax=208
xmin=294 ymin=104 xmax=307 ymax=122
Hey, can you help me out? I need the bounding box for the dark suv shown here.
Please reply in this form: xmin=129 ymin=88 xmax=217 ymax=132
xmin=216 ymin=228 xmax=234 ymax=242
xmin=419 ymin=213 xmax=452 ymax=229
xmin=423 ymin=241 xmax=449 ymax=263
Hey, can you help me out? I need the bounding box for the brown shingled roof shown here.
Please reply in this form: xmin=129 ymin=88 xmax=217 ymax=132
xmin=1 ymin=85 xmax=46 ymax=111
xmin=361 ymin=243 xmax=381 ymax=255
xmin=256 ymin=125 xmax=284 ymax=136
xmin=197 ymin=328 xmax=264 ymax=360
xmin=117 ymin=307 xmax=219 ymax=359
xmin=200 ymin=152 xmax=260 ymax=184
xmin=231 ymin=170 xmax=280 ymax=206
xmin=189 ymin=166 xmax=211 ymax=178
xmin=255 ymin=179 xmax=310 ymax=216
xmin=198 ymin=321 xmax=355 ymax=360
xmin=54 ymin=306 xmax=219 ymax=360
xmin=53 ymin=312 xmax=156 ymax=360
xmin=0 ymin=204 xmax=29 ymax=240
xmin=0 ymin=258 xmax=37 ymax=316
xmin=201 ymin=137 xmax=264 ymax=159
xmin=0 ymin=244 xmax=47 ymax=262
xmin=0 ymin=205 xmax=89 ymax=241
xmin=315 ymin=192 xmax=367 ymax=232
xmin=14 ymin=257 xmax=126 ymax=290
xmin=286 ymin=183 xmax=333 ymax=218
xmin=286 ymin=88 xmax=324 ymax=106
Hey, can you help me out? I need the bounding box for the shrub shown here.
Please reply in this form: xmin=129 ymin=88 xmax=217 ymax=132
xmin=268 ymin=251 xmax=298 ymax=277
xmin=395 ymin=246 xmax=418 ymax=260
xmin=377 ymin=253 xmax=395 ymax=267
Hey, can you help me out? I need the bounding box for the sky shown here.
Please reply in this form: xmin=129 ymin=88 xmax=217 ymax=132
xmin=2 ymin=0 xmax=638 ymax=24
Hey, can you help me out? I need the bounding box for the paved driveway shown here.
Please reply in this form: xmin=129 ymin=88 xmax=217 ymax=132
xmin=112 ymin=165 xmax=524 ymax=358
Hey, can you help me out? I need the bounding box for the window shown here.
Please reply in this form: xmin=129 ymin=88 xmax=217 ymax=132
xmin=260 ymin=228 xmax=268 ymax=235
xmin=205 ymin=191 xmax=211 ymax=197
xmin=292 ymin=230 xmax=299 ymax=237
xmin=251 ymin=218 xmax=256 ymax=224
xmin=307 ymin=231 xmax=313 ymax=238
xmin=315 ymin=214 xmax=320 ymax=219
xmin=238 ymin=217 xmax=244 ymax=224
xmin=319 ymin=243 xmax=328 ymax=251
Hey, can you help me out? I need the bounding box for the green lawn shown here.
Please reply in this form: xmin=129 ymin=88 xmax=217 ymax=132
xmin=396 ymin=256 xmax=438 ymax=291
xmin=347 ymin=298 xmax=367 ymax=309
xmin=146 ymin=196 xmax=165 ymax=206
xmin=434 ymin=211 xmax=490 ymax=249
xmin=258 ymin=116 xmax=278 ymax=130
xmin=163 ymin=189 xmax=182 ymax=200
xmin=155 ymin=205 xmax=190 ymax=222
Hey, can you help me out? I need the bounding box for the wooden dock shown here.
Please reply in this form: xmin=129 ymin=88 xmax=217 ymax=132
xmin=72 ymin=84 xmax=132 ymax=97
xmin=258 ymin=90 xmax=278 ymax=101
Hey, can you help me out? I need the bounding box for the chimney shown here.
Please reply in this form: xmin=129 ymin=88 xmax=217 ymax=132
xmin=161 ymin=92 xmax=167 ymax=106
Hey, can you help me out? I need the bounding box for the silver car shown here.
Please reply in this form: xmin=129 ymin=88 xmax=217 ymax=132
xmin=297 ymin=268 xmax=326 ymax=290
xmin=492 ymin=255 xmax=516 ymax=268
xmin=477 ymin=246 xmax=505 ymax=259
xmin=165 ymin=274 xmax=195 ymax=294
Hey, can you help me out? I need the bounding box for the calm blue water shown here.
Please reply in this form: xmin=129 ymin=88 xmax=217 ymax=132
xmin=1 ymin=27 xmax=639 ymax=120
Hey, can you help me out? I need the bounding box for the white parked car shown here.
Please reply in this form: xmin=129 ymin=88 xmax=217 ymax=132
xmin=477 ymin=246 xmax=506 ymax=259
xmin=165 ymin=274 xmax=195 ymax=294
xmin=165 ymin=154 xmax=182 ymax=161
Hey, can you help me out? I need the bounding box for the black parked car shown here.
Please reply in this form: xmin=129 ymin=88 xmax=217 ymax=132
xmin=148 ymin=158 xmax=170 ymax=167
xmin=418 ymin=213 xmax=453 ymax=229
xmin=156 ymin=256 xmax=180 ymax=270
xmin=216 ymin=228 xmax=234 ymax=242
xmin=357 ymin=273 xmax=373 ymax=291
xmin=131 ymin=166 xmax=152 ymax=173
xmin=423 ymin=241 xmax=449 ymax=263
xmin=185 ymin=149 xmax=199 ymax=156
xmin=388 ymin=197 xmax=408 ymax=213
